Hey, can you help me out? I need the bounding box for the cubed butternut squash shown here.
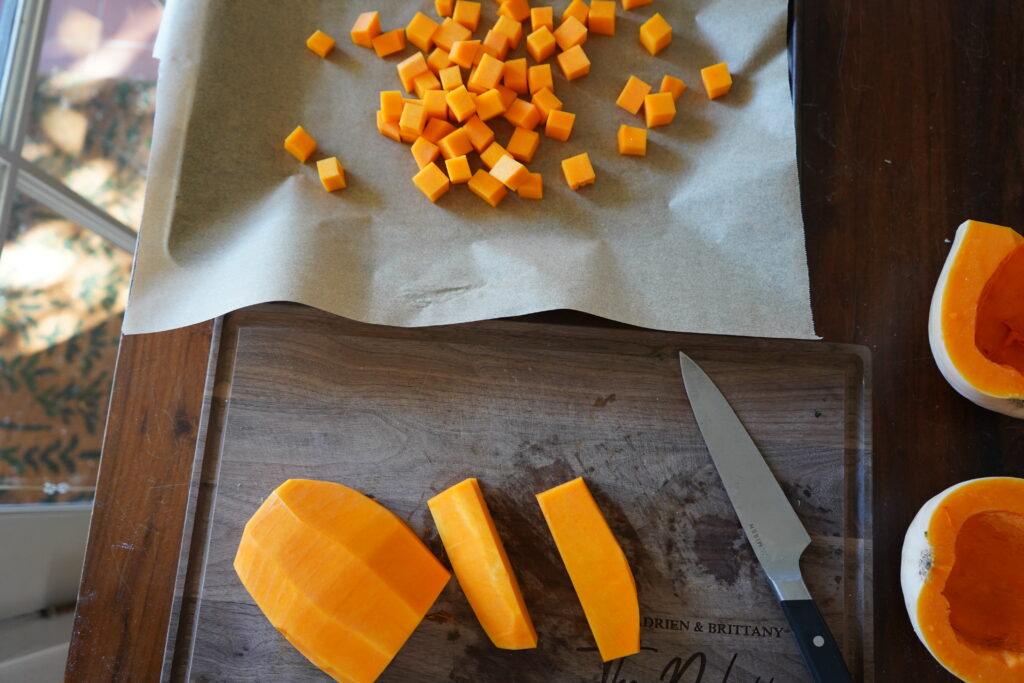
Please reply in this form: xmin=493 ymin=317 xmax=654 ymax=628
xmin=644 ymin=92 xmax=676 ymax=127
xmin=407 ymin=12 xmax=440 ymax=52
xmin=617 ymin=124 xmax=646 ymax=155
xmin=413 ymin=162 xmax=451 ymax=202
xmin=306 ymin=30 xmax=335 ymax=58
xmin=561 ymin=152 xmax=595 ymax=189
xmin=517 ymin=172 xmax=543 ymax=199
xmin=701 ymin=62 xmax=732 ymax=99
xmin=639 ymin=13 xmax=671 ymax=55
xmin=531 ymin=6 xmax=554 ymax=32
xmin=615 ymin=75 xmax=651 ymax=115
xmin=372 ymin=29 xmax=406 ymax=58
xmin=545 ymin=110 xmax=575 ymax=142
xmin=445 ymin=155 xmax=473 ymax=184
xmin=284 ymin=126 xmax=317 ymax=162
xmin=557 ymin=44 xmax=590 ymax=81
xmin=316 ymin=157 xmax=346 ymax=191
xmin=554 ymin=16 xmax=587 ymax=51
xmin=468 ymin=169 xmax=508 ymax=206
xmin=350 ymin=12 xmax=381 ymax=48
xmin=528 ymin=64 xmax=554 ymax=94
xmin=507 ymin=126 xmax=541 ymax=163
xmin=588 ymin=1 xmax=616 ymax=36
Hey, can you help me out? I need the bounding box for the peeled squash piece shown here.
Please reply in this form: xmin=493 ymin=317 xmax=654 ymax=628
xmin=901 ymin=477 xmax=1024 ymax=682
xmin=427 ymin=478 xmax=537 ymax=649
xmin=234 ymin=480 xmax=450 ymax=683
xmin=536 ymin=477 xmax=640 ymax=662
xmin=929 ymin=220 xmax=1024 ymax=418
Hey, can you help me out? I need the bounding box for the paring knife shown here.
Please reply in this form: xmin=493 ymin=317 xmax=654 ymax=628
xmin=678 ymin=352 xmax=853 ymax=683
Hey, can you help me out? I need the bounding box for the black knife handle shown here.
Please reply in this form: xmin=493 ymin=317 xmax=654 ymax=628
xmin=780 ymin=599 xmax=853 ymax=683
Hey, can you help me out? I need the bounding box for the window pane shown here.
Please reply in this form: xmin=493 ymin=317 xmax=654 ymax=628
xmin=20 ymin=0 xmax=162 ymax=231
xmin=0 ymin=194 xmax=130 ymax=503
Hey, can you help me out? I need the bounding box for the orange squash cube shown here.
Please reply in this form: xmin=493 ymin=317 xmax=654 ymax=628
xmin=621 ymin=0 xmax=651 ymax=8
xmin=413 ymin=162 xmax=451 ymax=202
xmin=453 ymin=1 xmax=482 ymax=31
xmin=495 ymin=84 xmax=518 ymax=109
xmin=316 ymin=157 xmax=346 ymax=191
xmin=407 ymin=12 xmax=440 ymax=52
xmin=468 ymin=53 xmax=505 ymax=92
xmin=545 ymin=110 xmax=575 ymax=141
xmin=380 ymin=90 xmax=406 ymax=121
xmin=588 ymin=1 xmax=616 ymax=35
xmin=434 ymin=18 xmax=473 ymax=51
xmin=504 ymin=58 xmax=529 ymax=93
xmin=306 ymin=30 xmax=335 ymax=58
xmin=350 ymin=12 xmax=381 ymax=48
xmin=423 ymin=117 xmax=457 ymax=143
xmin=554 ymin=16 xmax=587 ymax=51
xmin=372 ymin=29 xmax=406 ymax=58
xmin=493 ymin=15 xmax=524 ymax=49
xmin=480 ymin=141 xmax=511 ymax=169
xmin=661 ymin=74 xmax=686 ymax=100
xmin=423 ymin=89 xmax=449 ymax=119
xmin=481 ymin=29 xmax=511 ymax=60
xmin=617 ymin=124 xmax=646 ymax=155
xmin=377 ymin=110 xmax=402 ymax=142
xmin=490 ymin=155 xmax=530 ymax=190
xmin=644 ymin=92 xmax=676 ymax=127
xmin=528 ymin=64 xmax=554 ymax=94
xmin=615 ymin=75 xmax=651 ymax=115
xmin=562 ymin=0 xmax=589 ymax=26
xmin=400 ymin=101 xmax=429 ymax=140
xmin=284 ymin=126 xmax=316 ymax=162
xmin=439 ymin=65 xmax=464 ymax=91
xmin=499 ymin=0 xmax=531 ymax=22
xmin=507 ymin=126 xmax=541 ymax=162
xmin=445 ymin=155 xmax=473 ymax=184
xmin=398 ymin=52 xmax=430 ymax=93
xmin=428 ymin=47 xmax=453 ymax=73
xmin=411 ymin=136 xmax=441 ymax=169
xmin=561 ymin=152 xmax=595 ymax=190
xmin=475 ymin=88 xmax=507 ymax=120
xmin=504 ymin=98 xmax=542 ymax=130
xmin=557 ymin=44 xmax=590 ymax=81
xmin=462 ymin=115 xmax=496 ymax=152
xmin=531 ymin=6 xmax=554 ymax=32
xmin=531 ymin=87 xmax=563 ymax=119
xmin=639 ymin=13 xmax=672 ymax=55
xmin=468 ymin=169 xmax=508 ymax=207
xmin=413 ymin=70 xmax=442 ymax=98
xmin=701 ymin=62 xmax=732 ymax=99
xmin=436 ymin=0 xmax=454 ymax=17
xmin=517 ymin=172 xmax=543 ymax=199
xmin=449 ymin=39 xmax=481 ymax=68
xmin=438 ymin=127 xmax=474 ymax=159
xmin=445 ymin=85 xmax=477 ymax=122
xmin=526 ymin=26 xmax=557 ymax=63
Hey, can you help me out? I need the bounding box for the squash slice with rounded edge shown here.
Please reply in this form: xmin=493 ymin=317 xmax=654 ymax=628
xmin=929 ymin=220 xmax=1024 ymax=418
xmin=902 ymin=477 xmax=1024 ymax=682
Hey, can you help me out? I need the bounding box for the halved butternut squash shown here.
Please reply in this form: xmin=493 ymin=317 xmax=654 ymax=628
xmin=929 ymin=220 xmax=1024 ymax=418
xmin=428 ymin=478 xmax=537 ymax=649
xmin=902 ymin=477 xmax=1024 ymax=682
xmin=234 ymin=480 xmax=450 ymax=683
xmin=536 ymin=477 xmax=640 ymax=662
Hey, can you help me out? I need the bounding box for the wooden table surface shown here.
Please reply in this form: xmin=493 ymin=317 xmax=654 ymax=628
xmin=66 ymin=1 xmax=1024 ymax=681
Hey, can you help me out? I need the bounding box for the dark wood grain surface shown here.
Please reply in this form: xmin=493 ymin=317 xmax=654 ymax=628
xmin=163 ymin=309 xmax=870 ymax=682
xmin=67 ymin=1 xmax=1024 ymax=681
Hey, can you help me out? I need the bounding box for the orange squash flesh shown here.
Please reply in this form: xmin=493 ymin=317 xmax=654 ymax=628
xmin=918 ymin=478 xmax=1024 ymax=680
xmin=427 ymin=478 xmax=537 ymax=649
xmin=234 ymin=480 xmax=450 ymax=683
xmin=975 ymin=244 xmax=1024 ymax=375
xmin=536 ymin=477 xmax=640 ymax=662
xmin=941 ymin=221 xmax=1024 ymax=396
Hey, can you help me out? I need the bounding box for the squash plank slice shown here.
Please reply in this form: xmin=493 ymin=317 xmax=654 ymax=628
xmin=235 ymin=480 xmax=450 ymax=683
xmin=536 ymin=477 xmax=640 ymax=661
xmin=428 ymin=478 xmax=537 ymax=649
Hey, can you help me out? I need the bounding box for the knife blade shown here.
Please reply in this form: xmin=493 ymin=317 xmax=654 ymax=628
xmin=678 ymin=352 xmax=853 ymax=683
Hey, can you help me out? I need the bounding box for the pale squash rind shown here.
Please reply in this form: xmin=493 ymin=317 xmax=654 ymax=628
xmin=927 ymin=220 xmax=1024 ymax=419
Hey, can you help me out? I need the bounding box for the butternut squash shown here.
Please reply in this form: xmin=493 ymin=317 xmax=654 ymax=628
xmin=428 ymin=478 xmax=537 ymax=649
xmin=234 ymin=480 xmax=450 ymax=683
xmin=929 ymin=220 xmax=1024 ymax=418
xmin=902 ymin=477 xmax=1024 ymax=682
xmin=536 ymin=477 xmax=640 ymax=662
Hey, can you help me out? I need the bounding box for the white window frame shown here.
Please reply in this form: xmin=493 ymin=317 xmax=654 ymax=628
xmin=0 ymin=0 xmax=138 ymax=257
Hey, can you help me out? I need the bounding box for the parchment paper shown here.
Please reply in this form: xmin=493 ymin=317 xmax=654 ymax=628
xmin=124 ymin=0 xmax=816 ymax=338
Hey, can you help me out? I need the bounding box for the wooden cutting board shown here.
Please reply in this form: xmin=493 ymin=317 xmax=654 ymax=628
xmin=162 ymin=305 xmax=872 ymax=682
